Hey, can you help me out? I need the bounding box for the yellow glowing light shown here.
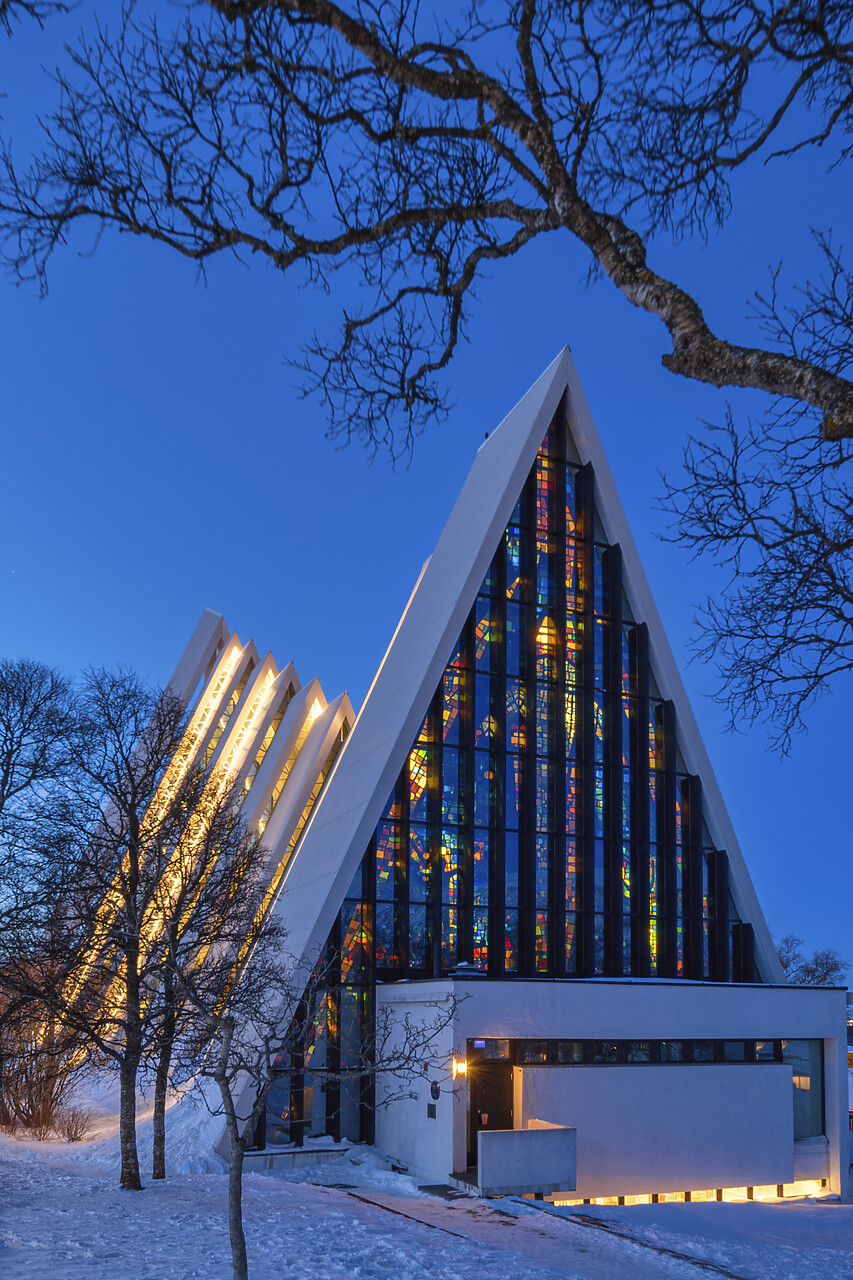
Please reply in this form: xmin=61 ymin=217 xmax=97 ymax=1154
xmin=452 ymin=1057 xmax=467 ymax=1078
xmin=536 ymin=614 xmax=558 ymax=651
xmin=308 ymin=697 xmax=323 ymax=721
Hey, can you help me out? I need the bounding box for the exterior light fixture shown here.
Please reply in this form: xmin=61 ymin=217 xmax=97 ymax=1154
xmin=452 ymin=1057 xmax=467 ymax=1078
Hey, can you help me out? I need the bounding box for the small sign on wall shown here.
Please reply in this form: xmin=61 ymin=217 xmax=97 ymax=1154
xmin=430 ymin=1081 xmax=441 ymax=1101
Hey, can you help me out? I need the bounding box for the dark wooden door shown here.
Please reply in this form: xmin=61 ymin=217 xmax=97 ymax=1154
xmin=467 ymin=1056 xmax=513 ymax=1167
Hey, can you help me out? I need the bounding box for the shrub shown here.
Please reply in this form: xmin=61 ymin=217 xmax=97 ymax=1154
xmin=55 ymin=1107 xmax=93 ymax=1142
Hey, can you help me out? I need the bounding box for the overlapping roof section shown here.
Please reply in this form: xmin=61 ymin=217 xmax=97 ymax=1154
xmin=166 ymin=609 xmax=353 ymax=908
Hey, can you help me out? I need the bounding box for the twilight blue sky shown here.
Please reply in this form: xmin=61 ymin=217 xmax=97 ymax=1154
xmin=1 ymin=6 xmax=849 ymax=968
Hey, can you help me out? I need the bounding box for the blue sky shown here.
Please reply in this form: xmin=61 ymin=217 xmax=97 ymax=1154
xmin=1 ymin=6 xmax=849 ymax=968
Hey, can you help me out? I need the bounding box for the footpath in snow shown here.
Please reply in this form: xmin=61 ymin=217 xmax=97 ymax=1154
xmin=1 ymin=1083 xmax=852 ymax=1280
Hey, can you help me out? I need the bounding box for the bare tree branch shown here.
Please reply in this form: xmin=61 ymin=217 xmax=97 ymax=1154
xmin=1 ymin=1 xmax=852 ymax=450
xmin=775 ymin=933 xmax=849 ymax=985
xmin=0 ymin=0 xmax=68 ymax=36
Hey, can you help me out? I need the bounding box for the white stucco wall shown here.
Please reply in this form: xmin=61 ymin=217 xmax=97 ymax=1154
xmin=516 ymin=1063 xmax=794 ymax=1197
xmin=373 ymin=989 xmax=458 ymax=1184
xmin=376 ymin=978 xmax=849 ymax=1198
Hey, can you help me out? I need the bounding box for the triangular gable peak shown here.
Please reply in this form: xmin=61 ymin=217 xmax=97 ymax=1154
xmin=563 ymin=360 xmax=781 ymax=982
xmin=269 ymin=349 xmax=781 ymax=987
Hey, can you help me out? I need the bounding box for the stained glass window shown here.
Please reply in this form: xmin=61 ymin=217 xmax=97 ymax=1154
xmin=301 ymin=400 xmax=742 ymax=1144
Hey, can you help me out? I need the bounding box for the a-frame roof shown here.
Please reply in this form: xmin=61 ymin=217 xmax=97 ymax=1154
xmin=264 ymin=348 xmax=782 ymax=987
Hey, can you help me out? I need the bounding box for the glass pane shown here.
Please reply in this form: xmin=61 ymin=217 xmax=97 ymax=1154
xmin=474 ymin=672 xmax=492 ymax=746
xmin=506 ymin=529 xmax=522 ymax=601
xmin=506 ymin=601 xmax=521 ymax=675
xmin=408 ymin=905 xmax=428 ymax=968
xmin=375 ymin=821 xmax=398 ymax=901
xmin=506 ymin=754 xmax=521 ymax=830
xmin=441 ymin=906 xmax=457 ymax=968
xmin=535 ymin=683 xmax=554 ymax=755
xmin=504 ymin=911 xmax=518 ymax=972
xmin=505 ymin=831 xmax=519 ymax=906
xmin=566 ymin=837 xmax=577 ymax=912
xmin=536 ymin=834 xmax=549 ymax=906
xmin=506 ymin=680 xmax=526 ymax=752
xmin=441 ymin=829 xmax=458 ymax=904
xmin=409 ymin=824 xmax=429 ymax=903
xmin=474 ymin=597 xmax=493 ymax=671
xmin=408 ymin=745 xmax=430 ymax=822
xmin=521 ymin=1040 xmax=547 ymax=1063
xmin=442 ymin=747 xmax=460 ymax=824
xmin=535 ymin=911 xmax=548 ymax=972
xmin=555 ymin=1040 xmax=583 ymax=1063
xmin=474 ymin=751 xmax=493 ymax=826
xmin=375 ymin=902 xmax=397 ymax=967
xmin=536 ymin=758 xmax=552 ymax=830
xmin=565 ymin=911 xmax=577 ymax=973
xmin=473 ymin=908 xmax=488 ymax=971
xmin=782 ymin=1039 xmax=824 ymax=1139
xmin=340 ymin=904 xmax=369 ymax=983
xmin=443 ymin=669 xmax=461 ymax=744
xmin=473 ymin=831 xmax=489 ymax=906
xmin=660 ymin=1040 xmax=683 ymax=1062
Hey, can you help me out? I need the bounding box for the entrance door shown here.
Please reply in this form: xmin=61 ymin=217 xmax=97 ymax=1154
xmin=466 ymin=1042 xmax=513 ymax=1168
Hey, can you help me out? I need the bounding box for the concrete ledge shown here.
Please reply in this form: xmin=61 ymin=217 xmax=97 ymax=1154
xmin=794 ymin=1136 xmax=830 ymax=1181
xmin=477 ymin=1125 xmax=576 ymax=1196
xmin=244 ymin=1146 xmax=351 ymax=1172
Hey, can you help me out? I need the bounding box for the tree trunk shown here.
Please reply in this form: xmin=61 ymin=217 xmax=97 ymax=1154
xmin=227 ymin=1131 xmax=249 ymax=1280
xmin=118 ymin=1057 xmax=142 ymax=1190
xmin=152 ymin=991 xmax=177 ymax=1180
xmin=214 ymin=1018 xmax=249 ymax=1280
xmin=151 ymin=1038 xmax=172 ymax=1180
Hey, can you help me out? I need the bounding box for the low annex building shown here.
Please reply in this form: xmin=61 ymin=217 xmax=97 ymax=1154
xmin=168 ymin=350 xmax=848 ymax=1203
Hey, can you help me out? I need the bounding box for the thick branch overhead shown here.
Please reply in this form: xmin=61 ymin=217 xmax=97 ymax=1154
xmin=1 ymin=0 xmax=852 ymax=446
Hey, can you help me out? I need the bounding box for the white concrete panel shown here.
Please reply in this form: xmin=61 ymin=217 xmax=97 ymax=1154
xmin=477 ymin=1126 xmax=576 ymax=1196
xmin=373 ymin=989 xmax=456 ymax=1185
xmin=794 ymin=1137 xmax=830 ymax=1181
xmin=165 ymin=608 xmax=230 ymax=704
xmin=517 ymin=1064 xmax=794 ymax=1197
xmin=447 ymin=975 xmax=846 ymax=1044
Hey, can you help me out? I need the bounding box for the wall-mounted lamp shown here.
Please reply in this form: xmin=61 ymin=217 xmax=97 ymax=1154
xmin=452 ymin=1057 xmax=467 ymax=1078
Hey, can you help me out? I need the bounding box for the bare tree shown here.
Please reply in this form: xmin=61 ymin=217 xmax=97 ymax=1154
xmin=1 ymin=669 xmax=191 ymax=1186
xmin=776 ymin=933 xmax=848 ymax=986
xmin=0 ymin=666 xmax=273 ymax=1190
xmin=0 ymin=1 xmax=852 ymax=454
xmin=0 ymin=658 xmax=73 ymax=955
xmin=660 ymin=230 xmax=853 ymax=748
xmin=0 ymin=0 xmax=67 ymax=36
xmin=175 ymin=929 xmax=458 ymax=1280
xmin=0 ymin=657 xmax=72 ymax=825
xmin=0 ymin=658 xmax=76 ymax=1117
xmin=144 ymin=792 xmax=275 ymax=1183
xmin=0 ymin=966 xmax=87 ymax=1132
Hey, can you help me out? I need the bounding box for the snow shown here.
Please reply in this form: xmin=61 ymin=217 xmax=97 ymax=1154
xmin=2 ymin=1085 xmax=852 ymax=1279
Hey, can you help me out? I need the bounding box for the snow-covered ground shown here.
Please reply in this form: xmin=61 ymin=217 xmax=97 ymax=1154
xmin=1 ymin=1085 xmax=852 ymax=1279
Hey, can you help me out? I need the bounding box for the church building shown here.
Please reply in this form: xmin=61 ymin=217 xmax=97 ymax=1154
xmin=169 ymin=350 xmax=848 ymax=1203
